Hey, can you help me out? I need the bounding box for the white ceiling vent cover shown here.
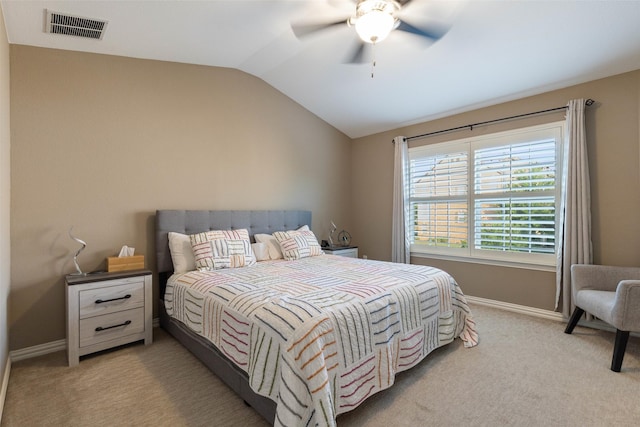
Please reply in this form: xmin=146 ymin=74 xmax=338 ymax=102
xmin=44 ymin=9 xmax=108 ymax=40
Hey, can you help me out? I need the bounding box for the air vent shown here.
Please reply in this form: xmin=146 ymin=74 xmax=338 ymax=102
xmin=44 ymin=9 xmax=108 ymax=40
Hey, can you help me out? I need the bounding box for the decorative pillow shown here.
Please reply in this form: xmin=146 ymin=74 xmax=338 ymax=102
xmin=168 ymin=232 xmax=196 ymax=273
xmin=273 ymin=229 xmax=323 ymax=261
xmin=255 ymin=225 xmax=311 ymax=260
xmin=251 ymin=242 xmax=270 ymax=262
xmin=190 ymin=229 xmax=256 ymax=270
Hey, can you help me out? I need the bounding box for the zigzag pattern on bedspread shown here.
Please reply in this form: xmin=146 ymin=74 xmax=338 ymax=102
xmin=165 ymin=255 xmax=477 ymax=427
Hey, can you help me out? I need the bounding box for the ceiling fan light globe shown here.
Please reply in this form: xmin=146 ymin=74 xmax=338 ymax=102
xmin=355 ymin=10 xmax=395 ymax=44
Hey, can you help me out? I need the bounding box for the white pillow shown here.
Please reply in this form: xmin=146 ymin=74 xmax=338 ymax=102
xmin=255 ymin=225 xmax=312 ymax=260
xmin=252 ymin=242 xmax=270 ymax=262
xmin=168 ymin=232 xmax=196 ymax=273
xmin=254 ymin=234 xmax=283 ymax=260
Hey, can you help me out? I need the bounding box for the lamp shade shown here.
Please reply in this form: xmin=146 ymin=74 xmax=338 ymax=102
xmin=355 ymin=10 xmax=395 ymax=44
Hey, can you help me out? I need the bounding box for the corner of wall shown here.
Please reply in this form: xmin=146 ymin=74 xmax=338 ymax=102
xmin=0 ymin=3 xmax=12 ymax=419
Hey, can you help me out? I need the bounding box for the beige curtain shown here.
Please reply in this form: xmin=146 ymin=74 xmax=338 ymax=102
xmin=556 ymin=99 xmax=592 ymax=316
xmin=392 ymin=136 xmax=410 ymax=264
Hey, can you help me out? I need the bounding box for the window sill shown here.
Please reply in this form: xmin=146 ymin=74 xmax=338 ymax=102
xmin=410 ymin=251 xmax=556 ymax=273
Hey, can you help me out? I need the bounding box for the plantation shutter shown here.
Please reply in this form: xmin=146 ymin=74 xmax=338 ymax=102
xmin=473 ymin=139 xmax=557 ymax=254
xmin=409 ymin=148 xmax=468 ymax=249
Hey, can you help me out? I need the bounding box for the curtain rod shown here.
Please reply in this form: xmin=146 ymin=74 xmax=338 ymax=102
xmin=394 ymin=98 xmax=595 ymax=143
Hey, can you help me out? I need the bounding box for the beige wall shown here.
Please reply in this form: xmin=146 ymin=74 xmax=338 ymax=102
xmin=7 ymin=44 xmax=640 ymax=350
xmin=0 ymin=4 xmax=11 ymax=402
xmin=352 ymin=70 xmax=640 ymax=311
xmin=9 ymin=46 xmax=353 ymax=350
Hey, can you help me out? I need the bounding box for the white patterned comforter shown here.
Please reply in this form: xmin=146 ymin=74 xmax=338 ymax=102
xmin=165 ymin=255 xmax=478 ymax=427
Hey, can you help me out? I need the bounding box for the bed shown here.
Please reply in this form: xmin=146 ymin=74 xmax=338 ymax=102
xmin=156 ymin=210 xmax=477 ymax=427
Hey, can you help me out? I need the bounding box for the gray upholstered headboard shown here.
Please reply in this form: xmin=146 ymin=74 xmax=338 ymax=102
xmin=155 ymin=210 xmax=312 ymax=275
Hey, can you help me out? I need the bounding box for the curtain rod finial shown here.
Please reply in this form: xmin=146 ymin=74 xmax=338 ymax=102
xmin=586 ymin=99 xmax=595 ymax=106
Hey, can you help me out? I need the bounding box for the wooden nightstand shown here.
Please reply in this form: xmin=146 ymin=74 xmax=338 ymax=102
xmin=323 ymin=246 xmax=358 ymax=258
xmin=65 ymin=269 xmax=153 ymax=366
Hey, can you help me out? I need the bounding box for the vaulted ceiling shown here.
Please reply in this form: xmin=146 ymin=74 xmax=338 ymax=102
xmin=2 ymin=0 xmax=640 ymax=138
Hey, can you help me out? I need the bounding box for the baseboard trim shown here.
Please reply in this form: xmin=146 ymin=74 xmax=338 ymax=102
xmin=1 ymin=356 xmax=11 ymax=421
xmin=466 ymin=295 xmax=564 ymax=322
xmin=466 ymin=296 xmax=640 ymax=338
xmin=9 ymin=339 xmax=66 ymax=363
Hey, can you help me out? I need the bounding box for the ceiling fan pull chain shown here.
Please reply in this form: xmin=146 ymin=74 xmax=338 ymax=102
xmin=371 ymin=43 xmax=377 ymax=78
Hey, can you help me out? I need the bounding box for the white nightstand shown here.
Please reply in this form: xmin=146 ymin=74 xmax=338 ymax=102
xmin=66 ymin=269 xmax=153 ymax=366
xmin=323 ymin=246 xmax=358 ymax=258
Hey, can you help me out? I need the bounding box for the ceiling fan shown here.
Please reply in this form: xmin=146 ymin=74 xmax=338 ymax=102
xmin=291 ymin=0 xmax=449 ymax=64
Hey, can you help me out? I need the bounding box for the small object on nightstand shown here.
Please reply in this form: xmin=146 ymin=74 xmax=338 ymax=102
xmin=323 ymin=246 xmax=358 ymax=258
xmin=68 ymin=227 xmax=87 ymax=276
xmin=338 ymin=230 xmax=352 ymax=246
xmin=107 ymin=245 xmax=145 ymax=272
xmin=328 ymin=220 xmax=337 ymax=246
xmin=107 ymin=255 xmax=145 ymax=272
xmin=65 ymin=269 xmax=153 ymax=367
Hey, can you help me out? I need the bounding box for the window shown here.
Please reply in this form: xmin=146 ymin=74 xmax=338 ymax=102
xmin=408 ymin=122 xmax=563 ymax=267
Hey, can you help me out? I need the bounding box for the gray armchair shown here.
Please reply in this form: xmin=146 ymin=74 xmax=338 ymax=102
xmin=564 ymin=264 xmax=640 ymax=372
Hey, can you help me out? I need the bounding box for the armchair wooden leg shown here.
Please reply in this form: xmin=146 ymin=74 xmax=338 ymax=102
xmin=564 ymin=307 xmax=584 ymax=334
xmin=611 ymin=330 xmax=630 ymax=372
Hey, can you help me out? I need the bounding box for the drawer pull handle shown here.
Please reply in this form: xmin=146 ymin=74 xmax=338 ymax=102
xmin=95 ymin=294 xmax=131 ymax=304
xmin=95 ymin=320 xmax=132 ymax=332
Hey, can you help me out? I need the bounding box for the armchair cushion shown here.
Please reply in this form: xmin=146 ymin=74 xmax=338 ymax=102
xmin=575 ymin=290 xmax=616 ymax=325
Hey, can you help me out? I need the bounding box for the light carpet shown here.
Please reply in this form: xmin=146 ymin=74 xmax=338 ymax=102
xmin=2 ymin=304 xmax=639 ymax=426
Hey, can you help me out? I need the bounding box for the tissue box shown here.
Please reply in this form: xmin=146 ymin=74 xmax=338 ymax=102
xmin=107 ymin=255 xmax=145 ymax=272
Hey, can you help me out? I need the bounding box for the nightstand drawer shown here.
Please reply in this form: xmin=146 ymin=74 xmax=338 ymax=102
xmin=80 ymin=307 xmax=145 ymax=348
xmin=79 ymin=280 xmax=144 ymax=319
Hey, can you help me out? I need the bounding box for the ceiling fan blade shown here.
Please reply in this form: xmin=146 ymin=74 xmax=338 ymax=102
xmin=344 ymin=42 xmax=371 ymax=64
xmin=395 ymin=19 xmax=448 ymax=41
xmin=291 ymin=19 xmax=348 ymax=39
